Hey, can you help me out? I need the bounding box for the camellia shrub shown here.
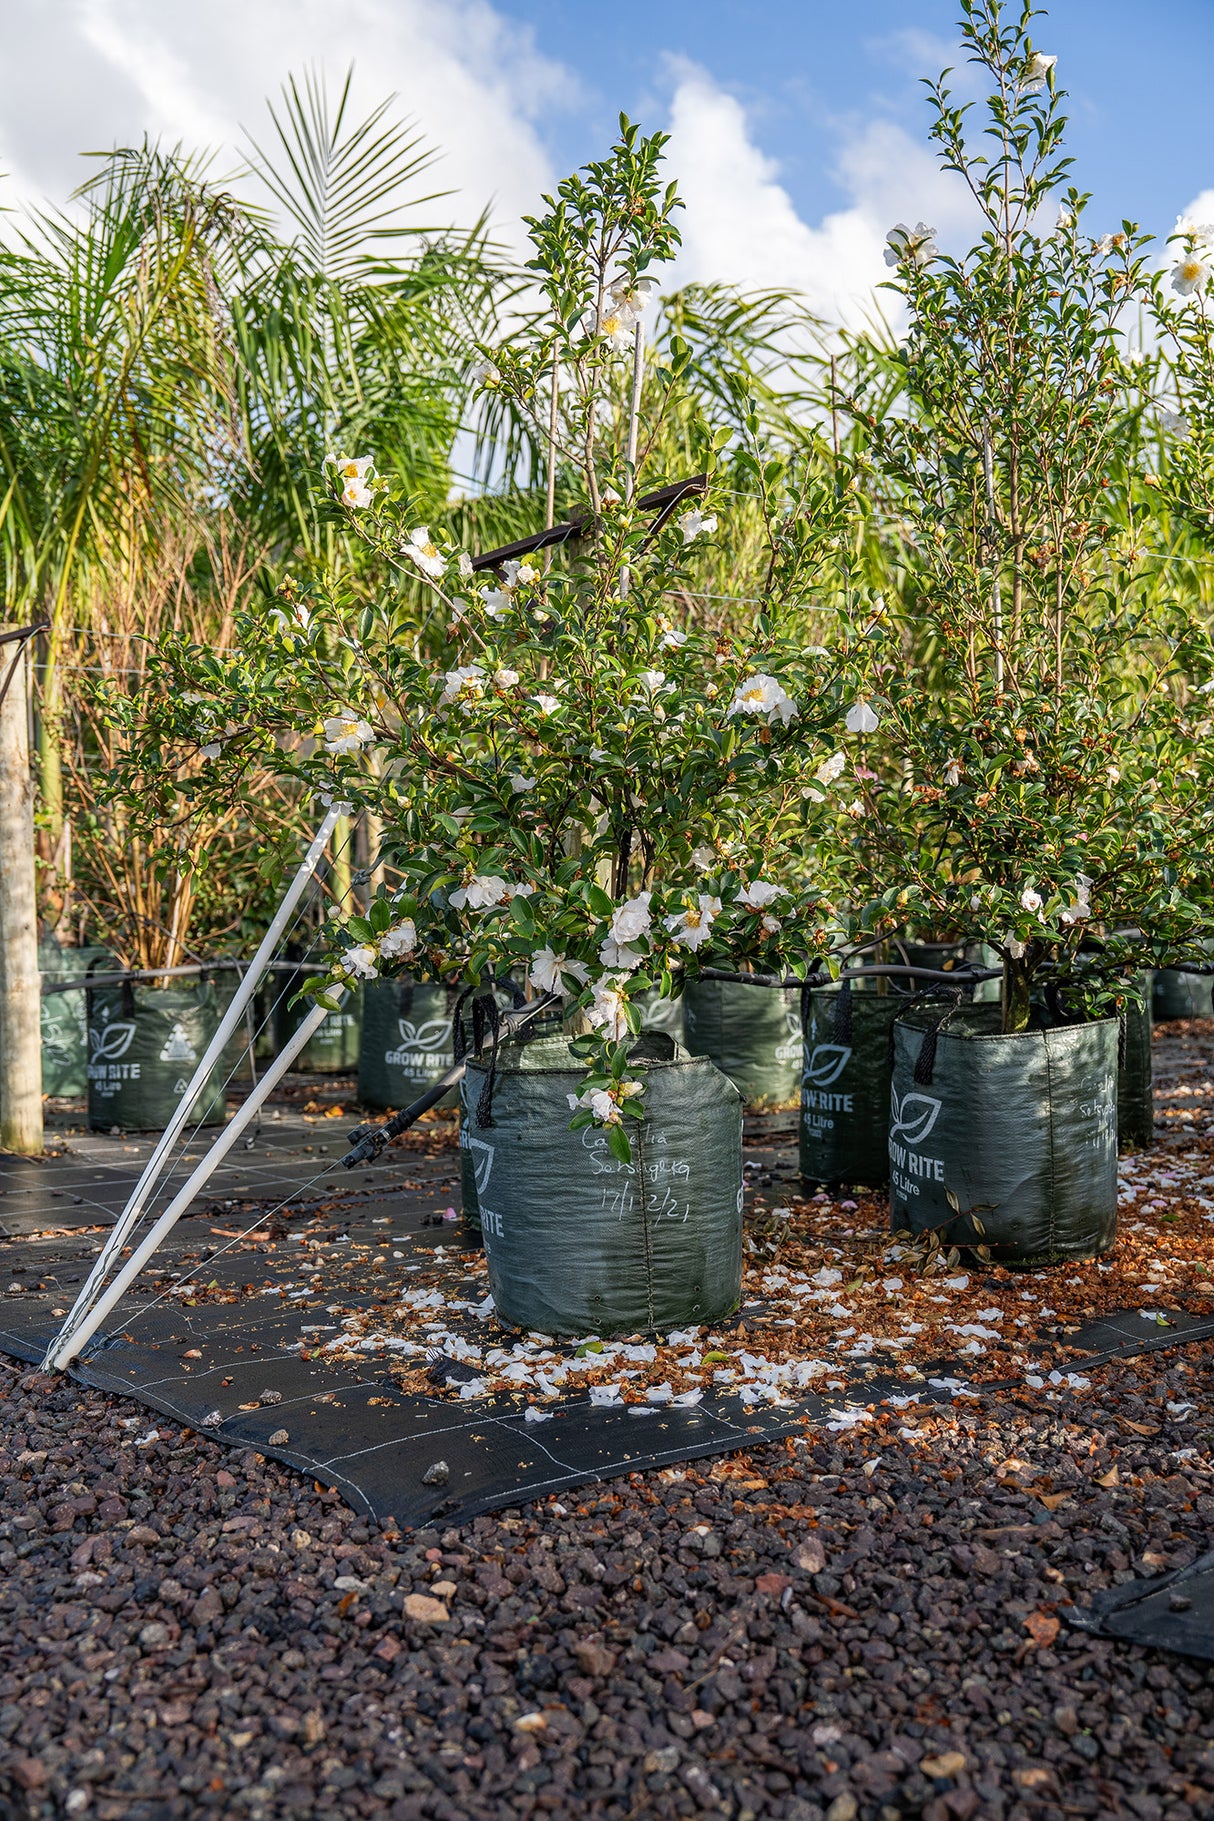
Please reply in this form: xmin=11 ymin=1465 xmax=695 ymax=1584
xmin=132 ymin=122 xmax=876 ymax=1155
xmin=834 ymin=0 xmax=1214 ymax=1031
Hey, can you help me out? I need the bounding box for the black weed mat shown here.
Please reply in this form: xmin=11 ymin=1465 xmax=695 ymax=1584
xmin=1072 ymin=1548 xmax=1214 ymax=1662
xmin=3 ymin=1200 xmax=1214 ymax=1530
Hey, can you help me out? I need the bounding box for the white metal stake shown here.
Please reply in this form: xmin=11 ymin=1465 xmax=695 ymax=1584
xmin=55 ymin=806 xmax=343 ymax=1358
xmin=45 ymin=994 xmax=339 ymax=1371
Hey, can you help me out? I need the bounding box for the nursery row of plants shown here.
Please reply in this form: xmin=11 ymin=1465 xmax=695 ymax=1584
xmin=15 ymin=3 xmax=1214 ymax=1337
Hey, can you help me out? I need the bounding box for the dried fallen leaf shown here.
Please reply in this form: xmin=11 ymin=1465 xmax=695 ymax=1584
xmin=755 ymin=1572 xmax=793 ymax=1598
xmin=514 ymin=1712 xmax=547 ymax=1733
xmin=267 ymin=1429 xmax=289 ymax=1447
xmin=1096 ymin=1466 xmax=1120 ymax=1488
xmin=1014 ymin=1767 xmax=1053 ymax=1790
xmin=1023 ymin=1610 xmax=1060 ymax=1648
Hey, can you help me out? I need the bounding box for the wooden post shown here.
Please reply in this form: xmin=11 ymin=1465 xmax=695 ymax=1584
xmin=0 ymin=628 xmax=43 ymax=1154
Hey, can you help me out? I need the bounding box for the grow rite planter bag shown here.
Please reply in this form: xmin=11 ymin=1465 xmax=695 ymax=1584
xmin=209 ymin=972 xmax=260 ymax=1086
xmin=461 ymin=1032 xmax=743 ymax=1336
xmin=275 ymin=978 xmax=363 ymax=1072
xmin=359 ymin=978 xmax=458 ymax=1110
xmin=39 ymin=943 xmax=115 ymax=1097
xmin=1152 ymin=969 xmax=1214 ymax=1021
xmin=634 ymin=987 xmax=686 ymax=1043
xmin=86 ymin=981 xmax=226 ymax=1132
xmin=800 ymin=981 xmax=903 ymax=1188
xmin=889 ymin=1003 xmax=1118 ymax=1266
xmin=681 ymin=979 xmax=801 ymax=1109
xmin=1118 ymin=979 xmax=1154 ymax=1151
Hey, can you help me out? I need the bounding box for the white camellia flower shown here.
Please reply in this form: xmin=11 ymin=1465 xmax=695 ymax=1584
xmin=599 ymin=937 xmax=644 ymax=971
xmin=736 ymin=880 xmax=785 ymax=912
xmin=584 ymin=276 xmax=654 ymax=350
xmin=331 ymin=453 xmax=372 ymax=482
xmin=587 ymin=975 xmax=631 ymax=1041
xmin=510 ymin=773 xmax=536 ymax=793
xmin=677 ymin=506 xmax=719 ymax=544
xmin=378 ymin=919 xmax=418 ymax=960
xmin=610 ymin=893 xmax=652 ymax=946
xmin=533 ymin=692 xmax=561 ymax=716
xmin=482 ymin=589 xmax=511 ymax=620
xmin=529 ymin=948 xmax=589 ymax=994
xmin=1060 ymin=875 xmax=1093 ymax=926
xmin=493 ymin=667 xmax=520 ymax=689
xmin=760 ymin=914 xmax=782 ymax=935
xmin=450 ymin=874 xmax=510 ymax=911
xmin=1161 ymin=409 xmax=1191 ymax=439
xmin=438 ymin=665 xmax=486 ymax=709
xmin=883 ymin=222 xmax=937 ymax=268
xmin=1020 ymin=886 xmax=1044 ymax=913
xmin=660 ymin=624 xmax=688 ymax=649
xmin=473 ymin=359 xmax=501 ymax=386
xmin=200 ymin=740 xmax=222 ymax=761
xmin=845 ymin=700 xmax=880 ymax=735
xmin=814 ymin=751 xmax=847 ymax=786
xmin=323 ymin=714 xmax=375 ymax=754
xmin=502 ymin=557 xmax=541 ymax=590
xmin=943 ymin=759 xmax=962 ymax=787
xmin=1171 ymin=253 xmax=1210 ymax=297
xmin=458 ymin=553 xmax=474 ymax=580
xmin=567 ymin=1086 xmax=621 ymax=1124
xmin=664 ymin=894 xmax=722 ymax=951
xmin=341 ymin=478 xmax=373 ymax=510
xmin=1005 ymin=936 xmax=1027 ymax=960
xmin=1022 ymin=51 xmax=1056 ymax=93
xmin=342 ymin=945 xmax=379 ymax=980
xmin=728 ymin=674 xmax=797 ymax=726
xmin=691 ymin=844 xmax=717 ymax=872
xmin=601 ymin=486 xmax=623 ymax=509
xmin=635 ymin=668 xmax=667 ymax=694
xmin=403 ymin=527 xmax=446 ymax=579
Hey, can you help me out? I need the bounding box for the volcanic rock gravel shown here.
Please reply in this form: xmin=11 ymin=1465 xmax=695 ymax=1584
xmin=2 ymin=1347 xmax=1213 ymax=1820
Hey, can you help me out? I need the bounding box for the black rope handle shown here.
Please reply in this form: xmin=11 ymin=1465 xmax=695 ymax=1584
xmin=472 ymin=993 xmax=502 ymax=1128
xmin=832 ymin=977 xmax=854 ymax=1045
xmin=912 ymin=991 xmax=967 ymax=1086
xmin=798 ymin=957 xmax=826 ymax=1036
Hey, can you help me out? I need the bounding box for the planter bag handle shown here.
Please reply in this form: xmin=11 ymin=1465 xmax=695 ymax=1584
xmin=471 ymin=992 xmax=502 ymax=1127
xmin=911 ymin=991 xmax=967 ymax=1087
xmin=832 ymin=976 xmax=853 ymax=1045
xmin=397 ymin=979 xmax=416 ymax=1020
xmin=798 ymin=958 xmax=826 ymax=1037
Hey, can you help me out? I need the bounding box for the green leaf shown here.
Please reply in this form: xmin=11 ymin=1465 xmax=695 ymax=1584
xmin=605 ymin=1122 xmax=632 ymax=1164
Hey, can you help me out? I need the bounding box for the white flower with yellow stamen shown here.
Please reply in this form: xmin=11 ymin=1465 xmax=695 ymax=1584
xmin=403 ymin=527 xmax=446 ymax=580
xmin=728 ymin=674 xmax=797 ymax=726
xmin=322 ymin=714 xmax=374 ymax=754
xmin=664 ymin=894 xmax=722 ymax=952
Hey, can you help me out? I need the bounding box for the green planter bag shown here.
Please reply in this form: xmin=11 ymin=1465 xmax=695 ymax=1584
xmin=1152 ymin=968 xmax=1214 ymax=1021
xmin=275 ymin=976 xmax=363 ymax=1072
xmin=681 ymin=978 xmax=801 ymax=1109
xmin=40 ymin=943 xmax=115 ymax=1097
xmin=634 ymin=987 xmax=685 ymax=1043
xmin=359 ymin=977 xmax=457 ymax=1110
xmin=209 ymin=970 xmax=260 ymax=1085
xmin=461 ymin=1032 xmax=743 ymax=1336
xmin=1117 ymin=978 xmax=1154 ymax=1151
xmin=800 ymin=980 xmax=903 ymax=1188
xmin=87 ymin=980 xmax=227 ymax=1132
xmin=889 ymin=1002 xmax=1118 ymax=1266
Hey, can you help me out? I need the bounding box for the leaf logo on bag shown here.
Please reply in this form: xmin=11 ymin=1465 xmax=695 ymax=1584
xmin=89 ymin=1021 xmax=136 ymax=1062
xmin=803 ymin=1042 xmax=852 ymax=1088
xmin=464 ymin=1134 xmax=494 ymax=1194
xmin=397 ymin=1016 xmax=449 ymax=1053
xmin=889 ymin=1085 xmax=943 ymax=1146
xmin=159 ymin=1022 xmax=197 ymax=1064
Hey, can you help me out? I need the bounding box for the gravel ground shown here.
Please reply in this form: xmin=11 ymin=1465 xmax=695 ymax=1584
xmin=2 ymin=1346 xmax=1213 ymax=1821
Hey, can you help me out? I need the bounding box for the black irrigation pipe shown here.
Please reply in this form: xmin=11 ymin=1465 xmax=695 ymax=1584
xmin=40 ymin=960 xmax=303 ymax=996
xmin=697 ymin=963 xmax=1002 ymax=989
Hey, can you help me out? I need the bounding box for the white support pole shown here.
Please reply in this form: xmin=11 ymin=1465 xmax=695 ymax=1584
xmin=45 ymin=994 xmax=339 ymax=1370
xmin=57 ymin=806 xmax=343 ymax=1348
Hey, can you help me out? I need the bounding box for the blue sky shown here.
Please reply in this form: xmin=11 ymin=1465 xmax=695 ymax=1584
xmin=0 ymin=0 xmax=1208 ymax=334
xmin=493 ymin=0 xmax=1209 ymax=245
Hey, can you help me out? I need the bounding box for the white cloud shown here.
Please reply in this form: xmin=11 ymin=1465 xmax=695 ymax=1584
xmin=663 ymin=58 xmax=978 ymax=337
xmin=1178 ymin=190 xmax=1214 ymax=234
xmin=0 ymin=0 xmax=570 ymax=253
